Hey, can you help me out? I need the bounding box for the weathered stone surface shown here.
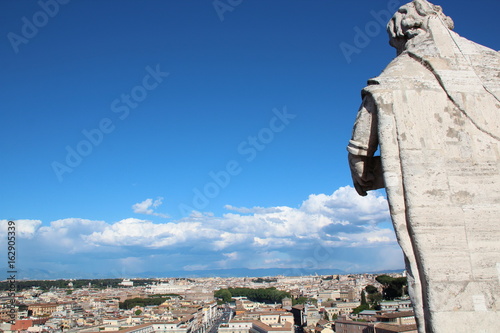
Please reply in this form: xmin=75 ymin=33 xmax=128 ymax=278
xmin=347 ymin=1 xmax=500 ymax=332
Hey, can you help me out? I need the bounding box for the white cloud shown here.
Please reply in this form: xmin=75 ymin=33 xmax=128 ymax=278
xmin=264 ymin=258 xmax=283 ymax=265
xmin=85 ymin=218 xmax=213 ymax=248
xmin=300 ymin=186 xmax=389 ymax=224
xmin=2 ymin=186 xmax=402 ymax=276
xmin=133 ymin=199 xmax=154 ymax=214
xmin=224 ymin=205 xmax=284 ymax=214
xmin=366 ymin=236 xmax=392 ymax=243
xmin=153 ymin=198 xmax=163 ymax=208
xmin=37 ymin=218 xmax=108 ymax=253
xmin=213 ymin=232 xmax=251 ymax=250
xmin=253 ymin=237 xmax=295 ymax=248
xmin=223 ymin=252 xmax=239 ymax=260
xmin=132 ymin=197 xmax=169 ymax=218
xmin=85 ymin=186 xmax=394 ymax=268
xmin=0 ymin=219 xmax=42 ymax=239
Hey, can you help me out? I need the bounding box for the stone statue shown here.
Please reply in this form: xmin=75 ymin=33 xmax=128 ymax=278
xmin=347 ymin=1 xmax=500 ymax=332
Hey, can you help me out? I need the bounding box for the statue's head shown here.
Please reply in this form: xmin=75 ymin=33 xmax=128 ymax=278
xmin=387 ymin=0 xmax=454 ymax=54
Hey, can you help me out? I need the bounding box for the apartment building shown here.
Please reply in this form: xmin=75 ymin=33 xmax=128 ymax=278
xmin=28 ymin=303 xmax=59 ymax=317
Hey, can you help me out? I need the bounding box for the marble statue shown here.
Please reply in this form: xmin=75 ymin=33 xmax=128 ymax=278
xmin=347 ymin=1 xmax=500 ymax=332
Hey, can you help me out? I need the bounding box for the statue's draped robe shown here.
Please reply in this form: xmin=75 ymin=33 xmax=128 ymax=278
xmin=349 ymin=18 xmax=500 ymax=332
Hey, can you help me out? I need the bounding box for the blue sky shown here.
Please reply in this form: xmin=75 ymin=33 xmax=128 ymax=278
xmin=1 ymin=0 xmax=499 ymax=279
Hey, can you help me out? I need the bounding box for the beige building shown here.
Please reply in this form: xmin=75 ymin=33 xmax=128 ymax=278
xmin=335 ymin=311 xmax=417 ymax=333
xmin=184 ymin=287 xmax=214 ymax=303
xmin=317 ymin=290 xmax=341 ymax=303
xmin=28 ymin=303 xmax=59 ymax=317
xmin=84 ymin=322 xmax=190 ymax=333
xmin=335 ymin=320 xmax=375 ymax=333
xmin=374 ymin=323 xmax=417 ymax=333
xmin=281 ymin=298 xmax=292 ymax=309
xmin=152 ymin=322 xmax=190 ymax=333
xmin=220 ymin=312 xmax=294 ymax=333
xmin=339 ymin=289 xmax=356 ymax=302
xmin=250 ymin=321 xmax=294 ymax=333
xmin=375 ymin=311 xmax=416 ymax=327
xmin=0 ymin=307 xmax=17 ymax=322
xmin=379 ymin=300 xmax=412 ymax=312
xmin=259 ymin=312 xmax=293 ymax=326
xmin=219 ymin=320 xmax=253 ymax=333
xmin=323 ymin=301 xmax=360 ymax=317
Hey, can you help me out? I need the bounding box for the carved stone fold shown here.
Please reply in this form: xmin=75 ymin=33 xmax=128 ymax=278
xmin=347 ymin=1 xmax=500 ymax=332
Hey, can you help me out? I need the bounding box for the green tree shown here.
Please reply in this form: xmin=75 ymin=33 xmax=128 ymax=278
xmin=227 ymin=287 xmax=290 ymax=303
xmin=392 ymin=277 xmax=408 ymax=296
xmin=375 ymin=275 xmax=393 ymax=287
xmin=135 ymin=309 xmax=142 ymax=315
xmin=360 ymin=291 xmax=367 ymax=306
xmin=292 ymin=296 xmax=308 ymax=305
xmin=214 ymin=289 xmax=233 ymax=303
xmin=375 ymin=275 xmax=407 ymax=300
xmin=365 ymin=285 xmax=378 ymax=294
xmin=292 ymin=296 xmax=317 ymax=305
xmin=367 ymin=292 xmax=382 ymax=308
xmin=119 ymin=297 xmax=167 ymax=309
xmin=352 ymin=304 xmax=370 ymax=315
xmin=252 ymin=278 xmax=277 ymax=283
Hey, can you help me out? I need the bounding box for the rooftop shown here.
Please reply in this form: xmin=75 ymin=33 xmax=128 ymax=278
xmin=376 ymin=311 xmax=415 ymax=319
xmin=375 ymin=323 xmax=418 ymax=332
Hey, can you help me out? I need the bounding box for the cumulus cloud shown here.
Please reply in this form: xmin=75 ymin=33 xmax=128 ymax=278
xmin=0 ymin=219 xmax=42 ymax=238
xmin=1 ymin=186 xmax=403 ymax=277
xmin=300 ymin=186 xmax=389 ymax=224
xmin=84 ymin=218 xmax=214 ymax=248
xmin=132 ymin=197 xmax=169 ymax=218
xmin=37 ymin=218 xmax=108 ymax=253
xmin=87 ymin=186 xmax=395 ymax=268
xmin=253 ymin=237 xmax=296 ymax=248
xmin=224 ymin=205 xmax=284 ymax=214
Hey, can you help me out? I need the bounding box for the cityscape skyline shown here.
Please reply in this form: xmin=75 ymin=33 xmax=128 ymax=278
xmin=2 ymin=264 xmax=405 ymax=281
xmin=1 ymin=271 xmax=413 ymax=333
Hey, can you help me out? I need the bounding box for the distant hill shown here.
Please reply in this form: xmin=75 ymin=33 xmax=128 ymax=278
xmin=140 ymin=267 xmax=348 ymax=278
xmin=4 ymin=266 xmax=403 ymax=280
